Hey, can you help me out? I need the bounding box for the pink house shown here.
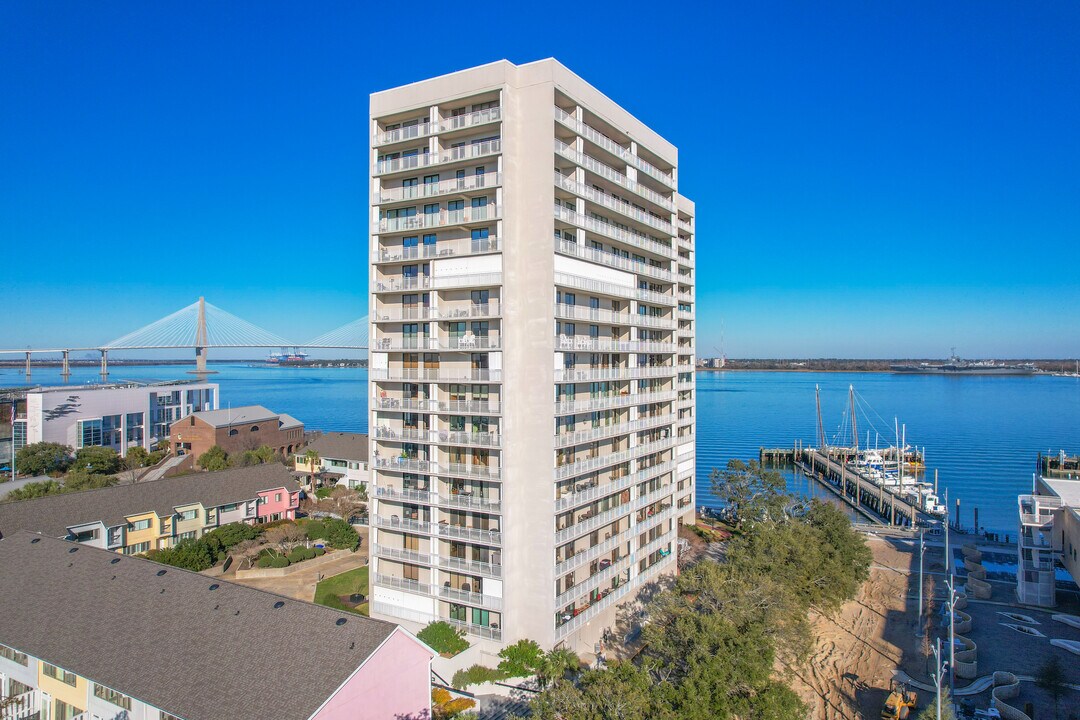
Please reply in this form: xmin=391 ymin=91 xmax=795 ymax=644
xmin=257 ymin=485 xmax=301 ymax=522
xmin=311 ymin=629 xmax=434 ymax=720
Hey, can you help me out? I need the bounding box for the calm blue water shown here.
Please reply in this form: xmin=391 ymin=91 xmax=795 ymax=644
xmin=5 ymin=364 xmax=1079 ymax=535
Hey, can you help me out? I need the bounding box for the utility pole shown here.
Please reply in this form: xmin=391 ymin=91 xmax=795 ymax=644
xmin=932 ymin=636 xmax=946 ymax=720
xmin=915 ymin=528 xmax=925 ymax=636
xmin=947 ymin=574 xmax=957 ymax=700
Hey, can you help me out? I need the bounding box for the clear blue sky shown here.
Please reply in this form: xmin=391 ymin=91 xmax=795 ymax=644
xmin=1 ymin=1 xmax=1078 ymax=359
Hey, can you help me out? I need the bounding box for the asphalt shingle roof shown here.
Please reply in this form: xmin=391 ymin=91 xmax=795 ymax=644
xmin=0 ymin=532 xmax=402 ymax=720
xmin=0 ymin=464 xmax=300 ymax=539
xmin=303 ymin=432 xmax=369 ymax=463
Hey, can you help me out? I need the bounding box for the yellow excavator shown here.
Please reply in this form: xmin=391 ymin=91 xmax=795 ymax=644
xmin=881 ymin=680 xmax=917 ymax=719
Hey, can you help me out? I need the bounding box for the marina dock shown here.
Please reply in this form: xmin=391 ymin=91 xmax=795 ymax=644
xmin=761 ymin=444 xmax=934 ymax=527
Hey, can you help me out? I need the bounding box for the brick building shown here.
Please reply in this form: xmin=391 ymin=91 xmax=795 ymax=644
xmin=170 ymin=405 xmax=304 ymax=461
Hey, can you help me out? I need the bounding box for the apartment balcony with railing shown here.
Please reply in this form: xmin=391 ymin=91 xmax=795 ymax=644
xmin=555 ymin=334 xmax=674 ymax=354
xmin=556 ymin=459 xmax=677 ymax=511
xmin=553 ymin=365 xmax=674 ymax=383
xmin=555 ymin=271 xmax=676 ymax=307
xmin=373 ymin=455 xmax=502 ymax=482
xmin=1019 ymin=494 xmax=1061 ymax=527
xmin=554 ymin=204 xmax=674 ymax=260
xmin=375 ymin=172 xmax=502 ymax=206
xmin=373 ymin=236 xmax=501 ymax=264
xmin=554 ymin=139 xmax=674 ymax=212
xmin=554 ymin=435 xmax=674 ymax=481
xmin=555 ymin=503 xmax=677 ymax=576
xmin=371 ymin=334 xmax=502 ymax=352
xmin=372 ymin=394 xmax=502 ymax=415
xmin=377 ymin=205 xmax=501 ymax=234
xmin=372 ymin=270 xmax=503 ymax=294
xmin=370 ymin=367 xmax=503 ymax=384
xmin=554 ymin=172 xmax=674 ymax=235
xmin=553 ymin=237 xmax=673 ymax=282
xmin=373 ymin=425 xmax=502 ymax=449
xmin=371 ymin=301 xmax=500 ymax=323
xmin=554 ymin=107 xmax=676 ymax=189
xmin=554 ymin=414 xmax=671 ymax=448
xmin=555 ymin=485 xmax=674 ymax=546
xmin=375 ymin=139 xmax=502 ymax=176
xmin=439 ymin=583 xmax=503 ymax=611
xmin=554 ymin=388 xmax=677 ymax=416
xmin=554 ymin=302 xmax=676 ymax=330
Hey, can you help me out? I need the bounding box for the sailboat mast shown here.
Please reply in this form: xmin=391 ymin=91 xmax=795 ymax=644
xmin=816 ymin=384 xmax=826 ymax=450
xmin=849 ymin=385 xmax=859 ymax=455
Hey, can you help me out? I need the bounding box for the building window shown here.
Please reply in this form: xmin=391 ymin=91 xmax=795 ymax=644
xmin=179 ymin=509 xmax=198 ymax=521
xmin=228 ymin=429 xmax=239 ymax=436
xmin=77 ymin=418 xmax=103 ymax=448
xmin=177 ymin=531 xmax=197 ymax=541
xmin=124 ymin=541 xmax=151 ymax=555
xmin=43 ymin=662 xmax=78 ymax=686
xmin=73 ymin=528 xmax=99 ymax=542
xmin=12 ymin=420 xmax=27 ymax=452
xmin=128 ymin=518 xmax=152 ymax=532
xmin=275 ymin=493 xmax=282 ymax=502
xmin=220 ymin=503 xmax=239 ymax=512
xmin=250 ymin=425 xmax=259 ymax=432
xmin=0 ymin=642 xmax=28 ymax=666
xmin=94 ymin=684 xmax=133 ymax=711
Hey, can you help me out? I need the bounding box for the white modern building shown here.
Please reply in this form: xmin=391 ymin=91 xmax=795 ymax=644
xmin=367 ymin=59 xmax=696 ymax=654
xmin=6 ymin=380 xmax=217 ymax=458
xmin=1017 ymin=473 xmax=1080 ymax=607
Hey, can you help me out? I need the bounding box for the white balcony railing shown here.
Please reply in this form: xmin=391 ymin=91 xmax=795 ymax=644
xmin=377 ymin=205 xmax=501 ymax=233
xmin=554 ymin=172 xmax=674 ymax=235
xmin=556 ymin=460 xmax=677 ymax=511
xmin=555 ymin=389 xmax=678 ymax=416
xmin=373 ymin=237 xmax=501 ymax=263
xmin=374 ymin=456 xmax=502 ymax=481
xmin=554 ymin=139 xmax=674 ymax=211
xmin=555 ymin=271 xmax=675 ymax=307
xmin=440 ymin=106 xmax=502 ymax=133
xmin=371 ymin=336 xmax=502 ymax=352
xmin=376 ymin=172 xmax=502 ymax=204
xmin=555 ymin=548 xmax=672 ymax=638
xmin=375 ymin=121 xmax=434 ymax=147
xmin=439 ymin=584 xmax=503 ymax=610
xmin=374 ymin=107 xmax=501 ymax=147
xmin=554 ymin=436 xmax=675 ymax=481
xmin=555 ymin=504 xmax=678 ymax=576
xmin=554 ymin=205 xmax=674 ymax=260
xmin=554 ymin=237 xmax=673 ymax=282
xmin=553 ymin=365 xmax=675 ymax=383
xmin=373 ymin=426 xmax=501 ymax=448
xmin=554 ymin=414 xmax=673 ymax=448
xmin=554 ymin=107 xmax=676 ymax=188
xmin=555 ymin=335 xmax=676 ymax=354
xmin=371 ymin=396 xmax=502 ymax=414
xmin=375 ymin=139 xmax=502 ymax=175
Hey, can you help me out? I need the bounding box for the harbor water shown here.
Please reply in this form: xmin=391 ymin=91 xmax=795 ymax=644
xmin=4 ymin=364 xmax=1079 ymax=536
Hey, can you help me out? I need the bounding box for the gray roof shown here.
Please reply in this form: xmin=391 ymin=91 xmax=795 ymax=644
xmin=189 ymin=405 xmax=304 ymax=430
xmin=0 ymin=464 xmax=300 ymax=539
xmin=0 ymin=532 xmax=409 ymax=720
xmin=303 ymin=432 xmax=369 ymax=462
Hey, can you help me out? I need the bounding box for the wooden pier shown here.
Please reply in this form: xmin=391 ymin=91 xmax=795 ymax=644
xmin=761 ymin=444 xmax=925 ymax=527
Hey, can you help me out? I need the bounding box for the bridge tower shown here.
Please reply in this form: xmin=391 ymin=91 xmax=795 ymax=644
xmin=194 ymin=296 xmax=209 ymax=374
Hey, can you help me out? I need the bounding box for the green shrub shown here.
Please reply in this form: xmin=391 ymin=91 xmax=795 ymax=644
xmin=302 ymin=547 xmax=316 ymax=560
xmin=315 ymin=486 xmax=334 ymax=499
xmin=303 ymin=519 xmax=326 ymax=539
xmin=270 ymin=556 xmax=290 ymax=568
xmin=497 ymin=639 xmax=544 ymax=677
xmin=314 ymin=547 xmax=326 ymax=556
xmin=256 ymin=555 xmax=275 ymax=568
xmin=322 ymin=518 xmax=360 ymax=550
xmin=451 ymin=664 xmax=509 ymax=690
xmin=287 ymin=548 xmax=306 ymax=563
xmin=418 ymin=621 xmax=469 ymax=656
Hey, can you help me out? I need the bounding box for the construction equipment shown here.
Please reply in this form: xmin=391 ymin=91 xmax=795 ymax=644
xmin=881 ymin=680 xmax=917 ymax=719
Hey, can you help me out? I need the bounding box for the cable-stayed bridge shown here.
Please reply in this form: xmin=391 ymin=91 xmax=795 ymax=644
xmin=0 ymin=297 xmax=368 ymax=379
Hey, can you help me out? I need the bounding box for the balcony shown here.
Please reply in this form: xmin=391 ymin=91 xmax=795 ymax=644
xmin=556 ymin=555 xmax=631 ymax=608
xmin=554 ymin=108 xmax=676 ymax=189
xmin=555 ymin=271 xmax=675 ymax=307
xmin=555 ymin=415 xmax=673 ymax=449
xmin=373 ymin=237 xmax=501 ymax=264
xmin=555 ymin=335 xmax=676 ymax=354
xmin=372 ymin=306 xmax=437 ymax=322
xmin=557 ymin=459 xmax=678 ymax=510
xmin=439 ymin=584 xmax=503 ymax=611
xmin=553 ymin=365 xmax=674 ymax=383
xmin=555 ymin=504 xmax=678 ymax=575
xmin=370 ymin=367 xmax=502 ymax=383
xmin=554 ymin=139 xmax=674 ymax=211
xmin=554 ymin=302 xmax=675 ymax=330
xmin=554 ymin=205 xmax=674 ymax=260
xmin=375 ymin=139 xmax=502 ymax=176
xmin=377 ymin=205 xmax=502 ymax=234
xmin=374 ymin=514 xmax=435 ymax=535
xmin=375 ymin=107 xmax=501 ymax=147
xmin=432 ymin=272 xmax=503 ymax=290
xmin=554 ymin=435 xmax=675 ymax=481
xmin=554 ymin=172 xmax=674 ymax=235
xmin=376 ymin=172 xmax=502 ymax=205
xmin=372 ymin=544 xmax=433 ymax=568
xmin=447 ymin=616 xmax=502 ymax=641
xmin=438 ymin=522 xmax=502 ymax=545
xmin=438 ymin=553 xmax=503 ymax=578
xmin=374 ymin=572 xmax=437 ymax=597
xmin=371 ymin=396 xmax=502 ymax=414
xmin=373 ymin=456 xmax=502 ymax=481
xmin=554 ymin=389 xmax=678 ymax=416
xmin=375 ymin=486 xmax=437 ymax=505
xmin=555 ymin=553 xmax=671 ymax=638
xmin=677 ymin=217 xmax=693 ymax=233
xmin=437 ymin=302 xmax=501 ymax=320
xmin=554 ymin=237 xmax=673 ymax=282
xmin=374 ymin=426 xmax=501 ymax=448
xmin=371 ymin=335 xmax=502 ymax=352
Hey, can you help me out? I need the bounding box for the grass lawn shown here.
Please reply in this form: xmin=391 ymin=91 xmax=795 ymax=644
xmin=314 ymin=565 xmax=369 ymax=616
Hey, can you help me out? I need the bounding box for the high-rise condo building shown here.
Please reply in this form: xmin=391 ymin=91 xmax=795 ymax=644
xmin=368 ymin=59 xmax=696 ymax=654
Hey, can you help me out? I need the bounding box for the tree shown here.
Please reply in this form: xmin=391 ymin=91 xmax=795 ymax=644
xmin=710 ymin=459 xmax=788 ymax=528
xmin=497 ymin=639 xmax=544 ymax=677
xmin=417 ymin=621 xmax=470 ymax=656
xmin=537 ymin=647 xmax=580 ymax=689
xmin=145 ymin=538 xmax=214 ymax=571
xmin=265 ymin=524 xmax=305 ymax=555
xmin=3 ymin=479 xmax=65 ymax=501
xmin=326 ymin=486 xmax=367 ymax=522
xmin=303 ymin=448 xmax=321 ymax=487
xmin=432 ymin=687 xmax=476 ymax=720
xmin=254 ymin=445 xmax=277 ymax=464
xmin=63 ymin=467 xmax=116 ymax=492
xmin=14 ymin=442 xmax=72 ymax=476
xmin=916 ymin=687 xmax=956 ymax=720
xmin=1036 ymin=655 xmax=1067 ymax=720
xmin=197 ymin=445 xmax=230 ymax=471
xmin=530 ymin=662 xmax=670 ymax=720
xmin=126 ymin=446 xmax=151 ymax=467
xmin=73 ymin=446 xmax=122 ymax=475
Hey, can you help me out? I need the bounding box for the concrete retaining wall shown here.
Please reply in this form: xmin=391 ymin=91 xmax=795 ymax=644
xmin=233 ymin=549 xmax=346 ymax=579
xmin=991 ymin=671 xmax=1032 ymax=720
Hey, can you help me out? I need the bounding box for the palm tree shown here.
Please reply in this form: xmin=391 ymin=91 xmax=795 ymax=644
xmin=302 ymin=448 xmax=321 ymax=489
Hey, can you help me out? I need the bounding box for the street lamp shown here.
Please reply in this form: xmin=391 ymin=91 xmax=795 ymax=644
xmin=931 ymin=637 xmax=949 ymax=720
xmin=915 ymin=528 xmax=926 ymax=637
xmin=945 ymin=574 xmax=959 ymax=698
